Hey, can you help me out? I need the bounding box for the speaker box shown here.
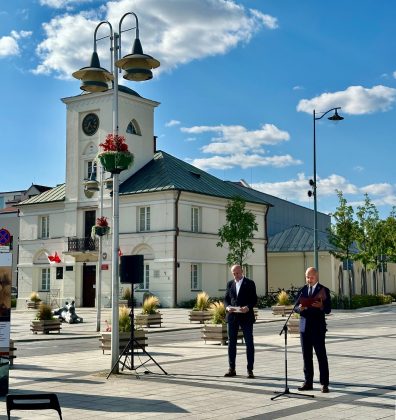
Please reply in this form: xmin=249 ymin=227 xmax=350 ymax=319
xmin=120 ymin=255 xmax=144 ymax=284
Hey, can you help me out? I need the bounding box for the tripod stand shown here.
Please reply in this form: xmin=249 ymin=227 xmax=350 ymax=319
xmin=272 ymin=290 xmax=314 ymax=400
xmin=107 ymin=285 xmax=167 ymax=379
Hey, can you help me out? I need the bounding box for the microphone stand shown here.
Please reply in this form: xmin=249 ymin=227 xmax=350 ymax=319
xmin=271 ymin=288 xmax=314 ymax=400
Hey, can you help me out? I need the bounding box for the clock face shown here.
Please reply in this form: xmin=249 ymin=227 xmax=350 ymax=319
xmin=82 ymin=113 xmax=99 ymax=136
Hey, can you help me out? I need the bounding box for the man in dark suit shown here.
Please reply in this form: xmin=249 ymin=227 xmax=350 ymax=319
xmin=296 ymin=267 xmax=331 ymax=393
xmin=224 ymin=264 xmax=257 ymax=378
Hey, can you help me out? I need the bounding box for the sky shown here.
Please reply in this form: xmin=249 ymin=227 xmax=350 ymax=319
xmin=1 ymin=0 xmax=395 ymax=220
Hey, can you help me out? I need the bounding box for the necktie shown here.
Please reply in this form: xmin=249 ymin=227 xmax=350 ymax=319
xmin=308 ymin=286 xmax=312 ymax=296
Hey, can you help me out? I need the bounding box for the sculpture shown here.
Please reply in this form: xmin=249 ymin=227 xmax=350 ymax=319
xmin=53 ymin=301 xmax=83 ymax=324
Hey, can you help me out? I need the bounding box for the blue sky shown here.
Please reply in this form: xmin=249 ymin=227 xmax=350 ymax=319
xmin=1 ymin=0 xmax=395 ymax=219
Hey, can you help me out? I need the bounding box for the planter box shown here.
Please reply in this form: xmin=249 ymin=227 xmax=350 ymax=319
xmin=201 ymin=324 xmax=244 ymax=345
xmin=30 ymin=319 xmax=61 ymax=334
xmin=189 ymin=310 xmax=212 ymax=324
xmin=287 ymin=318 xmax=300 ymax=335
xmin=118 ymin=299 xmax=129 ymax=307
xmin=99 ymin=331 xmax=147 ymax=354
xmin=135 ymin=312 xmax=162 ymax=328
xmin=272 ymin=305 xmax=294 ymax=317
xmin=27 ymin=301 xmax=41 ymax=310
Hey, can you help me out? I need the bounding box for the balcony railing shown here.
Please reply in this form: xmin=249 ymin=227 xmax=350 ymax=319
xmin=68 ymin=237 xmax=98 ymax=253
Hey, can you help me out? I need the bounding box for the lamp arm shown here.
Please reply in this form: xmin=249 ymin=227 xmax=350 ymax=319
xmin=93 ymin=21 xmax=114 ymax=73
xmin=314 ymin=106 xmax=342 ymax=121
xmin=118 ymin=12 xmax=139 ymax=60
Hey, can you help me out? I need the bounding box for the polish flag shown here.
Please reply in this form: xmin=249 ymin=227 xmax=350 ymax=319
xmin=48 ymin=252 xmax=61 ymax=263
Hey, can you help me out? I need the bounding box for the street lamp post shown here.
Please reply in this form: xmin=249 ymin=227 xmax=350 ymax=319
xmin=308 ymin=107 xmax=344 ymax=270
xmin=73 ymin=12 xmax=159 ymax=372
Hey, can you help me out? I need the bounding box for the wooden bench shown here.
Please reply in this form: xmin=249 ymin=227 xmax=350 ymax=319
xmin=6 ymin=393 xmax=62 ymax=419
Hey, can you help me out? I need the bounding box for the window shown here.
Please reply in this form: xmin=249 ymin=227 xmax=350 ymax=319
xmin=87 ymin=160 xmax=97 ymax=180
xmin=41 ymin=268 xmax=50 ymax=291
xmin=126 ymin=119 xmax=141 ymax=135
xmin=137 ymin=264 xmax=150 ymax=290
xmin=40 ymin=216 xmax=49 ymax=238
xmin=191 ymin=207 xmax=200 ymax=232
xmin=190 ymin=263 xmax=201 ymax=290
xmin=139 ymin=207 xmax=151 ymax=231
xmin=244 ymin=265 xmax=253 ymax=280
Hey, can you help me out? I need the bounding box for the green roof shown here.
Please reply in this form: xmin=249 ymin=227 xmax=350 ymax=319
xmin=268 ymin=225 xmax=335 ymax=253
xmin=119 ymin=151 xmax=271 ymax=205
xmin=18 ymin=184 xmax=65 ymax=206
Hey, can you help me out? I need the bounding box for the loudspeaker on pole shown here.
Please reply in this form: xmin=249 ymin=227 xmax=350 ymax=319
xmin=120 ymin=255 xmax=144 ymax=284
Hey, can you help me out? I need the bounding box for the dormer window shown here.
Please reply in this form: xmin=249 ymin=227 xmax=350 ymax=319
xmin=126 ymin=119 xmax=141 ymax=136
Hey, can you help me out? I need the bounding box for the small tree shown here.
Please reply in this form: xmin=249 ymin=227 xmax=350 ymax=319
xmin=217 ymin=197 xmax=258 ymax=266
xmin=328 ymin=190 xmax=358 ymax=298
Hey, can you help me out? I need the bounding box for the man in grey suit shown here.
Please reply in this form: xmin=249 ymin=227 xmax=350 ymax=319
xmin=224 ymin=264 xmax=257 ymax=378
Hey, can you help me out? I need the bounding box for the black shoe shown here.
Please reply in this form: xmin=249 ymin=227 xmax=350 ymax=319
xmin=298 ymin=383 xmax=313 ymax=391
xmin=247 ymin=370 xmax=255 ymax=379
xmin=321 ymin=385 xmax=329 ymax=393
xmin=224 ymin=369 xmax=236 ymax=377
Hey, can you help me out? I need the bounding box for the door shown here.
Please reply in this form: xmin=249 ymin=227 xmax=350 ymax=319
xmin=84 ymin=210 xmax=96 ymax=238
xmin=82 ymin=264 xmax=96 ymax=307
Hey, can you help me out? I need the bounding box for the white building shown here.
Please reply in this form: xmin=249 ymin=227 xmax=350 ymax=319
xmin=17 ymin=86 xmax=270 ymax=308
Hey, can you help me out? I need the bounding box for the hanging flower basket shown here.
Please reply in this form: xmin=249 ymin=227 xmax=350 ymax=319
xmin=92 ymin=225 xmax=110 ymax=237
xmin=98 ymin=151 xmax=134 ymax=174
xmin=91 ymin=216 xmax=111 ymax=237
xmin=98 ymin=134 xmax=134 ymax=174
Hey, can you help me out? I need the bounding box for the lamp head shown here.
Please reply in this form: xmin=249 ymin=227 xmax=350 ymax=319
xmin=72 ymin=51 xmax=113 ymax=92
xmin=328 ymin=109 xmax=344 ymax=121
xmin=115 ymin=38 xmax=160 ymax=82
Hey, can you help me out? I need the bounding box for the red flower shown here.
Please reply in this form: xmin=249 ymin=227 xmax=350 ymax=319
xmin=99 ymin=134 xmax=129 ymax=152
xmin=96 ymin=216 xmax=108 ymax=227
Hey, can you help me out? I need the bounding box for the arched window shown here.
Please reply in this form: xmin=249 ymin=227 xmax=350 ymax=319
xmin=126 ymin=119 xmax=141 ymax=135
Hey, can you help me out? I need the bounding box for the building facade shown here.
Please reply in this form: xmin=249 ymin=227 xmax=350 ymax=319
xmin=17 ymin=87 xmax=270 ymax=308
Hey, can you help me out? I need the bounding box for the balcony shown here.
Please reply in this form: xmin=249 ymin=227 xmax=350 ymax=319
xmin=65 ymin=237 xmax=99 ymax=261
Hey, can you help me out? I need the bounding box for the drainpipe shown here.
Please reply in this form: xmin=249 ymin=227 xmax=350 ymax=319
xmin=173 ymin=190 xmax=181 ymax=307
xmin=263 ymin=204 xmax=269 ymax=295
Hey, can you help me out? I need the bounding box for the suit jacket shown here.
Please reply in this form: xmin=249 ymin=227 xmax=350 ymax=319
xmin=297 ymin=283 xmax=331 ymax=333
xmin=224 ymin=277 xmax=257 ymax=324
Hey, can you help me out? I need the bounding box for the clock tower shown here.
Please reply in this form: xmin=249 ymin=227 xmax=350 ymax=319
xmin=61 ymin=86 xmax=160 ymax=237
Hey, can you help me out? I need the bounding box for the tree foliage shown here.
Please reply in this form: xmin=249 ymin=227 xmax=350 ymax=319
xmin=217 ymin=197 xmax=258 ymax=266
xmin=328 ymin=190 xmax=358 ymax=262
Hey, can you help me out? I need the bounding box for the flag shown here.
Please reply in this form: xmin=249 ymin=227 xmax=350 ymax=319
xmin=48 ymin=252 xmax=61 ymax=263
xmin=118 ymin=248 xmax=122 ymax=257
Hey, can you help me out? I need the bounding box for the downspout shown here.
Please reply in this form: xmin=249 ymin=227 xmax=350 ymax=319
xmin=173 ymin=190 xmax=181 ymax=307
xmin=264 ymin=204 xmax=269 ymax=295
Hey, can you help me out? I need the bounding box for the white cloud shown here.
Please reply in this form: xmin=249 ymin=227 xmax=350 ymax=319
xmin=190 ymin=153 xmax=301 ymax=171
xmin=39 ymin=0 xmax=92 ymax=9
xmin=0 ymin=36 xmax=19 ymax=57
xmin=353 ymin=165 xmax=364 ymax=172
xmin=0 ymin=30 xmax=32 ymax=58
xmin=182 ymin=123 xmax=290 ymax=155
xmin=393 ymin=71 xmax=396 ymax=79
xmin=33 ymin=0 xmax=278 ymax=78
xmin=251 ymin=174 xmax=396 ymax=215
xmin=293 ymin=85 xmax=304 ymax=91
xmin=297 ymin=85 xmax=396 ymax=115
xmin=360 ymin=182 xmax=394 ymax=196
xmin=165 ymin=119 xmax=181 ymax=127
xmin=183 ymin=122 xmax=298 ymax=170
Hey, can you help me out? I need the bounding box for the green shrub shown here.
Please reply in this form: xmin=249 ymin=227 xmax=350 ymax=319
xmin=209 ymin=301 xmax=226 ymax=325
xmin=11 ymin=298 xmax=16 ymax=308
xmin=193 ymin=291 xmax=210 ymax=311
xmin=36 ymin=302 xmax=54 ymax=320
